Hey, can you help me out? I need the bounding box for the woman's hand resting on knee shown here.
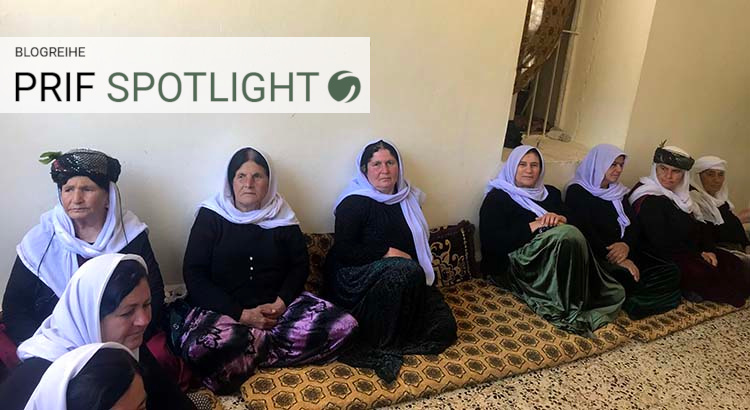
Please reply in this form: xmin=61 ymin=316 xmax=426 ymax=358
xmin=619 ymin=259 xmax=640 ymax=282
xmin=529 ymin=213 xmax=566 ymax=232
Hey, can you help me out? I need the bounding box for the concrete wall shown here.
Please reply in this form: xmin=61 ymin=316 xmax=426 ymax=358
xmin=557 ymin=0 xmax=656 ymax=149
xmin=623 ymin=0 xmax=750 ymax=208
xmin=0 ymin=0 xmax=528 ymax=296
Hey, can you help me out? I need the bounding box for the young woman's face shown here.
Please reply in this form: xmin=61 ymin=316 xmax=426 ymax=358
xmin=110 ymin=374 xmax=147 ymax=410
xmin=100 ymin=279 xmax=151 ymax=350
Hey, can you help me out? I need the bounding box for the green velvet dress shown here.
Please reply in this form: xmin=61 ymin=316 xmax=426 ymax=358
xmin=507 ymin=225 xmax=625 ymax=335
xmin=480 ymin=186 xmax=625 ymax=336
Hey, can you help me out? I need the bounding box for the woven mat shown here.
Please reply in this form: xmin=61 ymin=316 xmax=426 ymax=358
xmin=240 ymin=279 xmax=630 ymax=410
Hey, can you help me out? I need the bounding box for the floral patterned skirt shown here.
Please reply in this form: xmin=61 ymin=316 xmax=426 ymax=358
xmin=177 ymin=292 xmax=357 ymax=393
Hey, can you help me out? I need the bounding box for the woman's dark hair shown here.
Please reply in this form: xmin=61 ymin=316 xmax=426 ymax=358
xmin=100 ymin=259 xmax=149 ymax=319
xmin=359 ymin=140 xmax=399 ymax=175
xmin=66 ymin=347 xmax=142 ymax=410
xmin=227 ymin=148 xmax=270 ymax=199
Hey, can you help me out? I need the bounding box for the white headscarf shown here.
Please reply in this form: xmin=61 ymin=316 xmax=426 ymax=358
xmin=16 ymin=182 xmax=148 ymax=297
xmin=200 ymin=147 xmax=299 ymax=228
xmin=565 ymin=144 xmax=631 ymax=237
xmin=690 ymin=155 xmax=733 ymax=225
xmin=629 ymin=145 xmax=701 ymax=218
xmin=17 ymin=253 xmax=147 ymax=363
xmin=333 ymin=139 xmax=435 ymax=286
xmin=23 ymin=342 xmax=135 ymax=410
xmin=486 ymin=145 xmax=549 ymax=217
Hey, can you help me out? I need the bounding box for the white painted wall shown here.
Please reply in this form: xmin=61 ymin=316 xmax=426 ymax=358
xmin=623 ymin=0 xmax=750 ymax=208
xmin=0 ymin=1 xmax=528 ymax=296
xmin=557 ymin=0 xmax=656 ymax=149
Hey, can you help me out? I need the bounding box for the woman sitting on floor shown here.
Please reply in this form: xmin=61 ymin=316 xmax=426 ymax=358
xmin=25 ymin=343 xmax=145 ymax=410
xmin=180 ymin=147 xmax=357 ymax=393
xmin=2 ymin=149 xmax=164 ymax=346
xmin=324 ymin=139 xmax=457 ymax=382
xmin=565 ymin=144 xmax=681 ymax=319
xmin=0 ymin=253 xmax=195 ymax=410
xmin=629 ymin=145 xmax=750 ymax=307
xmin=690 ymin=155 xmax=750 ymax=268
xmin=480 ymin=145 xmax=625 ymax=335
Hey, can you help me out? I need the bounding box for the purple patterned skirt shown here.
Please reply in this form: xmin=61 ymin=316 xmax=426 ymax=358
xmin=178 ymin=292 xmax=357 ymax=393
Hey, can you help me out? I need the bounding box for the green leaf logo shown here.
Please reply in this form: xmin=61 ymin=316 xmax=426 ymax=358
xmin=328 ymin=71 xmax=361 ymax=103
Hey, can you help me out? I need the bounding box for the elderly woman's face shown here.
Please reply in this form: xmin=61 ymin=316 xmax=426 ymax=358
xmin=655 ymin=164 xmax=685 ymax=191
xmin=699 ymin=169 xmax=725 ymax=197
xmin=60 ymin=176 xmax=109 ymax=226
xmin=100 ymin=278 xmax=151 ymax=351
xmin=515 ymin=151 xmax=541 ymax=188
xmin=233 ymin=160 xmax=269 ymax=212
xmin=601 ymin=155 xmax=626 ymax=188
xmin=366 ymin=149 xmax=399 ymax=194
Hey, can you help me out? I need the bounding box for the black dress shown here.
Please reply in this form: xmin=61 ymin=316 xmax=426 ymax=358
xmin=479 ymin=185 xmax=572 ymax=284
xmin=180 ymin=208 xmax=356 ymax=393
xmin=2 ymin=231 xmax=165 ymax=345
xmin=714 ymin=203 xmax=750 ymax=250
xmin=0 ymin=345 xmax=196 ymax=410
xmin=630 ymin=184 xmax=750 ymax=307
xmin=566 ymin=184 xmax=681 ymax=319
xmin=324 ymin=195 xmax=457 ymax=382
xmin=183 ymin=208 xmax=310 ymax=319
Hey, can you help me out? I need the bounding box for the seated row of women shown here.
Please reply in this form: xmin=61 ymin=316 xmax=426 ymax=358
xmin=0 ymin=140 xmax=459 ymax=409
xmin=1 ymin=140 xmax=748 ymax=408
xmin=480 ymin=143 xmax=750 ymax=335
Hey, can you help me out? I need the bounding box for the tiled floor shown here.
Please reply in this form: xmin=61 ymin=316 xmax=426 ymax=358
xmin=220 ymin=308 xmax=750 ymax=409
xmin=386 ymin=308 xmax=750 ymax=410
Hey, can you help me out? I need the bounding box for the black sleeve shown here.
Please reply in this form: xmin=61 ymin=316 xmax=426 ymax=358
xmin=124 ymin=232 xmax=165 ymax=340
xmin=333 ymin=196 xmax=390 ymax=266
xmin=0 ymin=358 xmax=51 ymax=410
xmin=545 ymin=186 xmax=573 ymax=223
xmin=565 ymin=184 xmax=609 ymax=258
xmin=480 ymin=189 xmax=534 ymax=255
xmin=277 ymin=226 xmax=310 ymax=306
xmin=2 ymin=258 xmax=48 ymax=345
xmin=637 ymin=197 xmax=674 ymax=256
xmin=139 ymin=346 xmax=197 ymax=410
xmin=698 ymin=221 xmax=717 ymax=252
xmin=621 ymin=199 xmax=640 ymax=251
xmin=183 ymin=208 xmax=244 ymax=320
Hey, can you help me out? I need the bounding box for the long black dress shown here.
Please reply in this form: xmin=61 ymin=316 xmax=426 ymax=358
xmin=713 ymin=203 xmax=750 ymax=250
xmin=324 ymin=195 xmax=457 ymax=382
xmin=566 ymin=183 xmax=681 ymax=318
xmin=630 ymin=185 xmax=750 ymax=307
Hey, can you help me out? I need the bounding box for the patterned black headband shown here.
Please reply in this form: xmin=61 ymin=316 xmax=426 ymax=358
xmin=653 ymin=147 xmax=694 ymax=171
xmin=40 ymin=149 xmax=121 ymax=187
